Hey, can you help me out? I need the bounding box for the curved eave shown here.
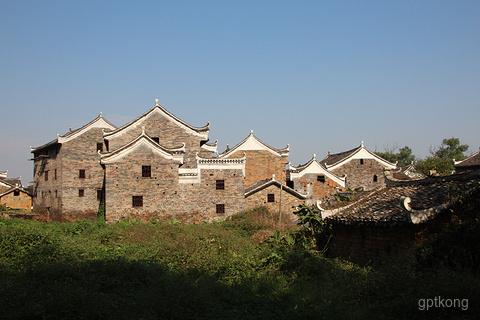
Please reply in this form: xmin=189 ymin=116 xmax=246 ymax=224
xmin=289 ymin=158 xmax=346 ymax=187
xmin=103 ymin=104 xmax=210 ymax=140
xmin=201 ymin=140 xmax=218 ymax=153
xmin=245 ymin=179 xmax=307 ymax=199
xmin=218 ymin=132 xmax=289 ymax=158
xmin=100 ymin=132 xmax=185 ymax=165
xmin=326 ymin=145 xmax=397 ymax=170
xmin=57 ymin=114 xmax=116 ymax=144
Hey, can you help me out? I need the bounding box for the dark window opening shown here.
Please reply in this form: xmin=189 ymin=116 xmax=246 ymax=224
xmin=97 ymin=189 xmax=103 ymax=201
xmin=13 ymin=190 xmax=20 ymax=196
xmin=152 ymin=137 xmax=160 ymax=144
xmin=360 ymin=159 xmax=364 ymax=165
xmin=216 ymin=179 xmax=225 ymax=190
xmin=45 ymin=171 xmax=48 ymax=181
xmin=317 ymin=175 xmax=326 ymax=182
xmin=54 ymin=169 xmax=57 ymax=180
xmin=142 ymin=165 xmax=151 ymax=178
xmin=133 ymin=196 xmax=143 ymax=207
xmin=96 ymin=142 xmax=103 ymax=152
xmin=287 ymin=180 xmax=294 ymax=188
xmin=373 ymin=175 xmax=378 ymax=182
xmin=267 ymin=193 xmax=275 ymax=203
xmin=216 ymin=203 xmax=225 ymax=214
xmin=79 ymin=169 xmax=86 ymax=179
xmin=105 ymin=140 xmax=109 ymax=151
xmin=79 ymin=189 xmax=84 ymax=197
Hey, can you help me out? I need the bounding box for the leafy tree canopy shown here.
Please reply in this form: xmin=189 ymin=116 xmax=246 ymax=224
xmin=375 ymin=145 xmax=415 ymax=167
xmin=416 ymin=137 xmax=469 ymax=176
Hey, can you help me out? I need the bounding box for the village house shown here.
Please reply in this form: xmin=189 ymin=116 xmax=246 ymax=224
xmin=31 ymin=100 xmax=405 ymax=223
xmin=319 ymin=169 xmax=480 ymax=265
xmin=454 ymin=148 xmax=480 ymax=173
xmin=0 ymin=171 xmax=32 ymax=211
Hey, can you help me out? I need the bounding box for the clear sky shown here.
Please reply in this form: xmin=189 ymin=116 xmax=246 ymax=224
xmin=1 ymin=0 xmax=479 ymax=184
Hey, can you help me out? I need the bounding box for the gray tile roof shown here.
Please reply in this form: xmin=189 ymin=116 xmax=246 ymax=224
xmin=320 ymin=170 xmax=480 ymax=226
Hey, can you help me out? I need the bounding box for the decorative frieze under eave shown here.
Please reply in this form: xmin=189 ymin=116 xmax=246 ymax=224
xmin=178 ymin=153 xmax=247 ymax=184
xmin=100 ymin=128 xmax=185 ymax=165
xmin=288 ymin=154 xmax=346 ymax=187
xmin=103 ymin=100 xmax=210 ymax=141
xmin=217 ymin=130 xmax=289 ymax=158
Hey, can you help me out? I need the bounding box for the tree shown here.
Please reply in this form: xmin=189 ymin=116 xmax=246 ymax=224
xmin=375 ymin=145 xmax=415 ymax=167
xmin=416 ymin=137 xmax=469 ymax=176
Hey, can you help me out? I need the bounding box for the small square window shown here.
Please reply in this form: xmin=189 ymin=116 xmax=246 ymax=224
xmin=79 ymin=189 xmax=84 ymax=197
xmin=142 ymin=166 xmax=151 ymax=178
xmin=132 ymin=196 xmax=143 ymax=207
xmin=97 ymin=142 xmax=103 ymax=152
xmin=216 ymin=180 xmax=225 ymax=190
xmin=360 ymin=159 xmax=364 ymax=165
xmin=317 ymin=175 xmax=325 ymax=182
xmin=79 ymin=169 xmax=86 ymax=179
xmin=267 ymin=194 xmax=275 ymax=203
xmin=216 ymin=203 xmax=225 ymax=214
xmin=13 ymin=190 xmax=20 ymax=196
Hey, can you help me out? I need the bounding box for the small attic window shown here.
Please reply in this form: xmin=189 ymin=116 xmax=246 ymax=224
xmin=152 ymin=137 xmax=160 ymax=144
xmin=142 ymin=166 xmax=151 ymax=178
xmin=216 ymin=180 xmax=225 ymax=190
xmin=373 ymin=175 xmax=378 ymax=182
xmin=96 ymin=142 xmax=103 ymax=152
xmin=267 ymin=194 xmax=275 ymax=203
xmin=317 ymin=175 xmax=325 ymax=182
xmin=14 ymin=190 xmax=20 ymax=196
xmin=360 ymin=159 xmax=364 ymax=165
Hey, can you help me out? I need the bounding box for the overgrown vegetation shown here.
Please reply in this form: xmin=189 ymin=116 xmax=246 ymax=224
xmin=0 ymin=206 xmax=478 ymax=319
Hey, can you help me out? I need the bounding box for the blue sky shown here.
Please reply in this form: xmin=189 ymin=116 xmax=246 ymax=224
xmin=1 ymin=0 xmax=479 ymax=184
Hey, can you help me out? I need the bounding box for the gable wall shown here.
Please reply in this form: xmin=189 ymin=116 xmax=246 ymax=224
xmin=245 ymin=184 xmax=303 ymax=218
xmin=0 ymin=191 xmax=32 ymax=211
xmin=229 ymin=150 xmax=287 ymax=186
xmin=107 ymin=112 xmax=208 ymax=167
xmin=331 ymin=158 xmax=385 ymax=191
xmin=293 ymin=173 xmax=342 ymax=202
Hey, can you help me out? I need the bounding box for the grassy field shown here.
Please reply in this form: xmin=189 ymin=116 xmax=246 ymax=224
xmin=0 ymin=207 xmax=478 ymax=319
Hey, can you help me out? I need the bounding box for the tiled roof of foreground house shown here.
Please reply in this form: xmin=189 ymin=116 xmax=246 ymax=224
xmin=455 ymin=149 xmax=480 ymax=169
xmin=319 ymin=170 xmax=480 ymax=226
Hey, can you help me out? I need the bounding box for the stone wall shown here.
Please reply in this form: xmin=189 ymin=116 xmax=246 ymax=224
xmin=106 ymin=111 xmax=208 ymax=167
xmin=292 ymin=174 xmax=342 ymax=202
xmin=331 ymin=158 xmax=385 ymax=191
xmin=104 ymin=145 xmax=245 ymax=223
xmin=245 ymin=184 xmax=303 ymax=220
xmin=229 ymin=150 xmax=287 ymax=186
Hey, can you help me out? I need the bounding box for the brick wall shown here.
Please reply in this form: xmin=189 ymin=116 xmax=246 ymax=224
xmin=331 ymin=158 xmax=385 ymax=191
xmin=229 ymin=150 xmax=287 ymax=186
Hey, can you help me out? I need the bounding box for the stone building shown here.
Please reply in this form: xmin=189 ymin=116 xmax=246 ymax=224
xmin=287 ymin=154 xmax=346 ymax=206
xmin=0 ymin=172 xmax=32 ymax=211
xmin=31 ymin=113 xmax=117 ymax=220
xmin=318 ymin=141 xmax=397 ymax=191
